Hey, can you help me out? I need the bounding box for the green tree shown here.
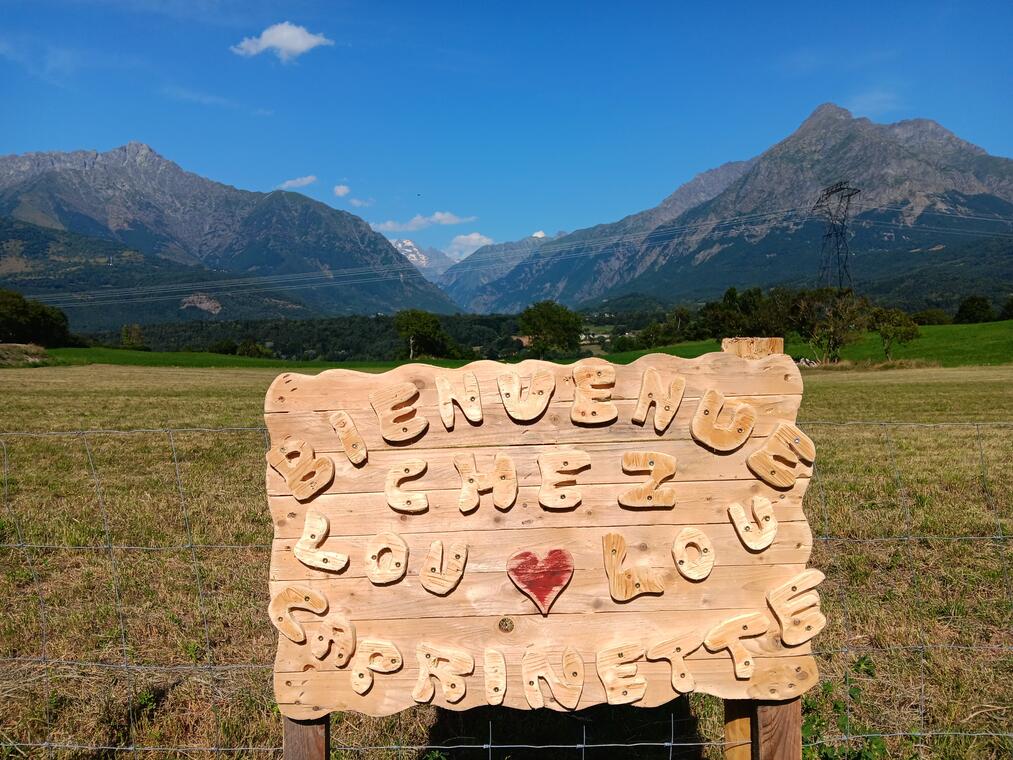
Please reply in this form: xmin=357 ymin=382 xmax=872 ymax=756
xmin=518 ymin=301 xmax=582 ymax=357
xmin=120 ymin=323 xmax=146 ymax=349
xmin=0 ymin=289 xmax=72 ymax=346
xmin=236 ymin=338 xmax=273 ymax=358
xmin=393 ymin=309 xmax=458 ymax=359
xmin=911 ymin=308 xmax=952 ymax=325
xmin=953 ymin=295 xmax=995 ymax=324
xmin=871 ymin=308 xmax=920 ymax=360
xmin=792 ymin=289 xmax=870 ymax=364
xmin=999 ymin=296 xmax=1013 ymax=321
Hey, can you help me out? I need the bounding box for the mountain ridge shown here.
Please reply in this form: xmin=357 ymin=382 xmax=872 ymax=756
xmin=0 ymin=142 xmax=457 ymax=319
xmin=467 ymin=103 xmax=1013 ymax=313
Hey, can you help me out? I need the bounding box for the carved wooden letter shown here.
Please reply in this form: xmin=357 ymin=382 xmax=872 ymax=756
xmin=747 ymin=423 xmax=815 ymax=488
xmin=435 ymin=372 xmax=483 ymax=430
xmin=497 ymin=368 xmax=555 ymax=421
xmin=690 ymin=389 xmax=756 ymax=451
xmin=385 ymin=459 xmax=428 ymax=513
xmin=632 ymin=367 xmax=686 ymax=433
xmin=293 ymin=509 xmax=349 ymax=572
xmin=571 ymin=363 xmax=618 ymax=424
xmin=767 ymin=569 xmax=827 ymax=646
xmin=364 ymin=532 xmax=409 ymax=584
xmin=484 ymin=649 xmax=507 ymax=705
xmin=646 ymin=633 xmax=703 ymax=693
xmin=309 ymin=612 xmax=355 ymax=665
xmin=596 ymin=643 xmax=647 ymax=705
xmin=420 ymin=540 xmax=468 ymax=595
xmin=537 ymin=450 xmax=591 ymax=509
xmin=728 ymin=496 xmax=777 ymax=551
xmin=703 ymin=612 xmax=769 ymax=679
xmin=671 ymin=527 xmax=714 ymax=581
xmin=370 ymin=382 xmax=429 ymax=442
xmin=618 ymin=451 xmax=677 ymax=508
xmin=350 ymin=639 xmax=402 ymax=695
xmin=327 ymin=411 xmax=367 ymax=464
xmin=269 ymin=585 xmax=328 ymax=643
xmin=266 ymin=438 xmax=334 ymax=501
xmin=602 ymin=532 xmax=664 ymax=601
xmin=413 ymin=643 xmax=474 ymax=704
xmin=453 ymin=453 xmax=517 ymax=513
xmin=521 ymin=645 xmax=584 ymax=710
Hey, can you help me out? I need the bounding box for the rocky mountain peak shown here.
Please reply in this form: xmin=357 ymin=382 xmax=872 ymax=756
xmin=799 ymin=102 xmax=854 ymax=128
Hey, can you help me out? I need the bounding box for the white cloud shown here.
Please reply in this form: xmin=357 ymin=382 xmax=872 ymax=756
xmin=333 ymin=184 xmax=351 ymax=197
xmin=349 ymin=197 xmax=374 ymax=208
xmin=371 ymin=211 xmax=477 ymax=233
xmin=845 ymin=88 xmax=902 ymax=117
xmin=531 ymin=230 xmax=546 ymax=238
xmin=231 ymin=21 xmax=333 ymax=62
xmin=446 ymin=232 xmax=493 ymax=259
xmin=278 ymin=174 xmax=317 ymax=190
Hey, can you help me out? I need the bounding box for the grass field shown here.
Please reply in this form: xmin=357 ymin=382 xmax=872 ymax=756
xmin=606 ymin=320 xmax=1013 ymax=367
xmin=3 ymin=318 xmax=1004 ymax=371
xmin=1 ymin=363 xmax=1011 ymax=758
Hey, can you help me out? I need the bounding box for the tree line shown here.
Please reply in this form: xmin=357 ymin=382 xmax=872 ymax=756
xmin=2 ymin=286 xmax=1010 ymax=363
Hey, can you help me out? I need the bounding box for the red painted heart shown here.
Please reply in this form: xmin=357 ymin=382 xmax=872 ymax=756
xmin=507 ymin=548 xmax=574 ymax=616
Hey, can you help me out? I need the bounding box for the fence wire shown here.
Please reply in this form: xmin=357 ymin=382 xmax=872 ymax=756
xmin=0 ymin=422 xmax=1010 ymax=758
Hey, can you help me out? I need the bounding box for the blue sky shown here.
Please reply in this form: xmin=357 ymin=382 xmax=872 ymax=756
xmin=2 ymin=0 xmax=1012 ymax=257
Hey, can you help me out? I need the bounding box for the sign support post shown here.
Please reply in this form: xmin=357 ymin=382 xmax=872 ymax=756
xmin=283 ymin=715 xmax=329 ymax=760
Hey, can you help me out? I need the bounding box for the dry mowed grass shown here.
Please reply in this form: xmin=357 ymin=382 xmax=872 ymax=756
xmin=1 ymin=364 xmax=1011 ymax=759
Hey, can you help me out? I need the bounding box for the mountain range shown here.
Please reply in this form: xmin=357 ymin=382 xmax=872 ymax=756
xmin=443 ymin=104 xmax=1013 ymax=313
xmin=2 ymin=103 xmax=1011 ymax=331
xmin=0 ymin=142 xmax=455 ymax=329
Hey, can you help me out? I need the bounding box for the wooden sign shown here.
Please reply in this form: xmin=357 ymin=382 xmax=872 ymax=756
xmin=264 ymin=350 xmax=824 ymax=719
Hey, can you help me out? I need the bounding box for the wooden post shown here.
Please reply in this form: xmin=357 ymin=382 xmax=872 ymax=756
xmin=755 ymin=699 xmax=802 ymax=760
xmin=284 ymin=715 xmax=329 ymax=760
xmin=723 ymin=699 xmax=753 ymax=760
xmin=721 ymin=337 xmax=802 ymax=760
xmin=720 ymin=337 xmax=784 ymax=359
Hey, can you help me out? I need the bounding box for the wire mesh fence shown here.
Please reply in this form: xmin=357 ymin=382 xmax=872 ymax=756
xmin=1 ymin=421 xmax=1010 ymax=758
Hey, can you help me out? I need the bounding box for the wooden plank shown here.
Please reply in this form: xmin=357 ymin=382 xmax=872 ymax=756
xmin=274 ymin=609 xmax=810 ymax=672
xmin=283 ymin=715 xmax=328 ymax=760
xmin=755 ymin=699 xmax=802 ymax=760
xmin=270 ymin=522 xmax=814 ymax=580
xmin=723 ymin=699 xmax=754 ymax=760
xmin=275 ymin=653 xmax=818 ymax=718
xmin=266 ymin=438 xmax=814 ymax=496
xmin=266 ymin=395 xmax=803 ymax=452
xmin=269 ymin=563 xmax=805 ymax=620
xmin=270 ymin=478 xmax=810 ymax=537
xmin=266 ymin=353 xmax=804 ymax=414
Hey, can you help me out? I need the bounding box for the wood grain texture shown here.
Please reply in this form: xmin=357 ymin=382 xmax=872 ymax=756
xmin=264 ymin=351 xmax=823 ymax=718
xmin=723 ymin=699 xmax=754 ymax=760
xmin=755 ymin=698 xmax=802 ymax=760
xmin=283 ymin=715 xmax=328 ymax=760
